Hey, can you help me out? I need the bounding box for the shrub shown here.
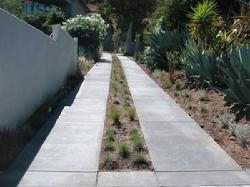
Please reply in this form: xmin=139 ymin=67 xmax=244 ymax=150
xmin=63 ymin=14 xmax=108 ymax=61
xmin=182 ymin=38 xmax=217 ymax=87
xmin=141 ymin=47 xmax=157 ymax=71
xmin=118 ymin=142 xmax=130 ymax=158
xmin=155 ymin=0 xmax=197 ymax=31
xmin=197 ymin=90 xmax=209 ymax=101
xmin=105 ymin=142 xmax=115 ymax=151
xmin=229 ymin=123 xmax=250 ymax=148
xmin=103 ymin=154 xmax=117 ymax=169
xmin=213 ymin=113 xmax=235 ymax=129
xmin=112 ymin=82 xmax=118 ymax=96
xmin=130 ymin=128 xmax=139 ymax=137
xmin=133 ymin=153 xmax=147 ymax=165
xmin=110 ymin=104 xmax=121 ymax=125
xmin=127 ymin=107 xmax=136 ymax=121
xmin=22 ymin=8 xmax=65 ymax=35
xmin=132 ymin=136 xmax=145 ymax=151
xmin=106 ymin=129 xmax=115 ymax=142
xmin=219 ymin=45 xmax=250 ymax=118
xmin=200 ymin=105 xmax=209 ymax=114
xmin=150 ymin=30 xmax=184 ymax=70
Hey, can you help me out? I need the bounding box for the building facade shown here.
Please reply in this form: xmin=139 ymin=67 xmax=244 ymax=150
xmin=24 ymin=0 xmax=91 ymax=17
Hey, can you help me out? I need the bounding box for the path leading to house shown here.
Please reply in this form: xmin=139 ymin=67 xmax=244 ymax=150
xmin=0 ymin=53 xmax=112 ymax=187
xmin=101 ymin=55 xmax=250 ymax=187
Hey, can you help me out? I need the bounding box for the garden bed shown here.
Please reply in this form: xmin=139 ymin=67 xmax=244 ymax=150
xmin=139 ymin=64 xmax=250 ymax=169
xmin=99 ymin=55 xmax=153 ymax=171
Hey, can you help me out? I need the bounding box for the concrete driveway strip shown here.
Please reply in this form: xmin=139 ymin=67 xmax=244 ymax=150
xmin=0 ymin=53 xmax=112 ymax=187
xmin=118 ymin=55 xmax=250 ymax=186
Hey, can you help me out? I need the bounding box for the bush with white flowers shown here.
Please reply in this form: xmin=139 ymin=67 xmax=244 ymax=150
xmin=63 ymin=14 xmax=108 ymax=61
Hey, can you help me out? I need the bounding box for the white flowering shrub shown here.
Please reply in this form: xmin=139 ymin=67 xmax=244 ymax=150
xmin=63 ymin=14 xmax=108 ymax=61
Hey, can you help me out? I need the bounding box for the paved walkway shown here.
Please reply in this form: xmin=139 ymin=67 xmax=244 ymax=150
xmin=1 ymin=53 xmax=250 ymax=187
xmin=0 ymin=53 xmax=112 ymax=187
xmin=108 ymin=55 xmax=250 ymax=187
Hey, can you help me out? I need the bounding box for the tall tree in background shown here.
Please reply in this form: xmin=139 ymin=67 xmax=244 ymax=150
xmin=97 ymin=0 xmax=157 ymax=33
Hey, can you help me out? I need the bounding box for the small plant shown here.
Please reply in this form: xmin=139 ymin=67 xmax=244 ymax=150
xmin=110 ymin=104 xmax=121 ymax=125
xmin=103 ymin=154 xmax=117 ymax=169
xmin=124 ymin=87 xmax=129 ymax=95
xmin=106 ymin=129 xmax=115 ymax=142
xmin=174 ymin=91 xmax=180 ymax=97
xmin=124 ymin=97 xmax=130 ymax=107
xmin=161 ymin=77 xmax=173 ymax=89
xmin=198 ymin=90 xmax=209 ymax=101
xmin=152 ymin=69 xmax=161 ymax=80
xmin=213 ymin=113 xmax=235 ymax=129
xmin=130 ymin=128 xmax=139 ymax=137
xmin=127 ymin=107 xmax=136 ymax=121
xmin=104 ymin=142 xmax=115 ymax=151
xmin=132 ymin=136 xmax=145 ymax=151
xmin=201 ymin=105 xmax=209 ymax=114
xmin=188 ymin=103 xmax=196 ymax=111
xmin=175 ymin=81 xmax=183 ymax=90
xmin=119 ymin=142 xmax=130 ymax=158
xmin=229 ymin=123 xmax=250 ymax=148
xmin=133 ymin=153 xmax=147 ymax=165
xmin=112 ymin=82 xmax=118 ymax=96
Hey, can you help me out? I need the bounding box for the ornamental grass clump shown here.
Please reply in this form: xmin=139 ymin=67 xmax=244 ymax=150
xmin=127 ymin=107 xmax=136 ymax=121
xmin=106 ymin=129 xmax=115 ymax=142
xmin=110 ymin=104 xmax=121 ymax=125
xmin=133 ymin=153 xmax=147 ymax=165
xmin=119 ymin=142 xmax=130 ymax=158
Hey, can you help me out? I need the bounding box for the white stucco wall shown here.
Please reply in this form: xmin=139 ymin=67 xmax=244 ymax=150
xmin=0 ymin=9 xmax=78 ymax=129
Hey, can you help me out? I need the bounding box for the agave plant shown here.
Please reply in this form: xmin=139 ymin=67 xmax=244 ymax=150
xmin=220 ymin=44 xmax=250 ymax=116
xmin=150 ymin=30 xmax=184 ymax=70
xmin=187 ymin=0 xmax=222 ymax=47
xmin=181 ymin=38 xmax=217 ymax=87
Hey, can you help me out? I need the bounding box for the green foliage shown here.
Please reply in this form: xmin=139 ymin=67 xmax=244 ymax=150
xmin=127 ymin=107 xmax=135 ymax=121
xmin=112 ymin=81 xmax=118 ymax=96
xmin=0 ymin=0 xmax=24 ymax=17
xmin=182 ymin=39 xmax=217 ymax=87
xmin=104 ymin=142 xmax=115 ymax=151
xmin=220 ymin=45 xmax=250 ymax=114
xmin=155 ymin=0 xmax=197 ymax=31
xmin=106 ymin=129 xmax=115 ymax=142
xmin=98 ymin=0 xmax=157 ymax=32
xmin=140 ymin=48 xmax=157 ymax=71
xmin=22 ymin=8 xmax=65 ymax=35
xmin=200 ymin=105 xmax=209 ymax=113
xmin=213 ymin=113 xmax=235 ymax=129
xmin=150 ymin=30 xmax=184 ymax=70
xmin=118 ymin=142 xmax=130 ymax=158
xmin=110 ymin=104 xmax=121 ymax=125
xmin=229 ymin=123 xmax=250 ymax=147
xmin=132 ymin=136 xmax=145 ymax=151
xmin=188 ymin=0 xmax=222 ymax=46
xmin=103 ymin=154 xmax=117 ymax=169
xmin=132 ymin=153 xmax=147 ymax=165
xmin=63 ymin=14 xmax=108 ymax=61
xmin=197 ymin=90 xmax=209 ymax=101
xmin=175 ymin=81 xmax=184 ymax=90
xmin=130 ymin=128 xmax=139 ymax=137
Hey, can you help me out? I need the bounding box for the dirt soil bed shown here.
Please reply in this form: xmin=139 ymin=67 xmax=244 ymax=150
xmin=99 ymin=55 xmax=153 ymax=171
xmin=139 ymin=63 xmax=250 ymax=169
